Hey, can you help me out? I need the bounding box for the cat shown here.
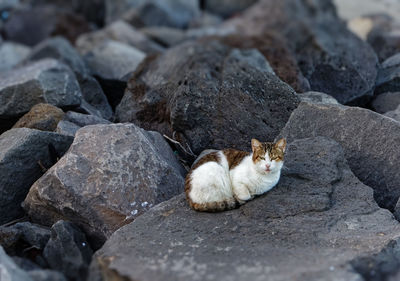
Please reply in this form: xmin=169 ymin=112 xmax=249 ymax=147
xmin=185 ymin=138 xmax=286 ymax=212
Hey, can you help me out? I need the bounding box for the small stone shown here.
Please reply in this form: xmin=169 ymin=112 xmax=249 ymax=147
xmin=371 ymin=92 xmax=400 ymax=113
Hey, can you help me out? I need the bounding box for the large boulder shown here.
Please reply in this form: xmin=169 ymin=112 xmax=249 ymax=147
xmin=89 ymin=137 xmax=400 ymax=281
xmin=225 ymin=0 xmax=378 ymax=105
xmin=116 ymin=39 xmax=299 ymax=157
xmin=279 ymin=102 xmax=400 ymax=211
xmin=23 ymin=124 xmax=185 ymax=246
xmin=0 ymin=128 xmax=73 ymax=224
xmin=0 ymin=59 xmax=82 ymax=132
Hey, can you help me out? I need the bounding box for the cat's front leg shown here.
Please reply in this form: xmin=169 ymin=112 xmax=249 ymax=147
xmin=232 ymin=183 xmax=252 ymax=204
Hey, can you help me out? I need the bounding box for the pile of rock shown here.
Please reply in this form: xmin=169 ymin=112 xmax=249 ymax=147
xmin=1 ymin=0 xmax=400 ymax=280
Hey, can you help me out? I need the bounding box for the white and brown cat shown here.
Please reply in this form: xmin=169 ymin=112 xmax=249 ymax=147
xmin=185 ymin=138 xmax=286 ymax=212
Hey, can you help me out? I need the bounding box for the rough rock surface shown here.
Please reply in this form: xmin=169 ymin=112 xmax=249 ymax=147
xmin=23 ymin=124 xmax=185 ymax=245
xmin=279 ymin=102 xmax=400 ymax=211
xmin=371 ymin=92 xmax=400 ymax=113
xmin=204 ymin=0 xmax=258 ymax=18
xmin=3 ymin=5 xmax=90 ymax=46
xmin=116 ymin=40 xmax=299 ymax=156
xmin=0 ymin=42 xmax=31 ymax=72
xmin=376 ymin=53 xmax=400 ymax=95
xmin=56 ymin=120 xmax=81 ymax=137
xmin=75 ymin=20 xmax=164 ymax=55
xmin=385 ymin=105 xmax=400 ymax=122
xmin=43 ymin=221 xmax=92 ymax=281
xmin=0 ymin=59 xmax=82 ymax=131
xmin=226 ymin=0 xmax=378 ymax=105
xmin=0 ymin=246 xmax=35 ymax=281
xmin=63 ymin=111 xmax=111 ymax=127
xmin=298 ymin=91 xmax=339 ymax=105
xmin=0 ymin=128 xmax=73 ymax=224
xmin=140 ymin=26 xmax=186 ymax=47
xmin=89 ymin=137 xmax=400 ymax=281
xmin=12 ymin=103 xmax=65 ymax=132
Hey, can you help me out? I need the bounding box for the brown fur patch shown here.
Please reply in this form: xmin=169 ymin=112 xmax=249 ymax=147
xmin=223 ymin=149 xmax=250 ymax=169
xmin=252 ymin=139 xmax=285 ymax=163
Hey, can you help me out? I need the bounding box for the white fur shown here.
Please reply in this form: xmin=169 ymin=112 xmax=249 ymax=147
xmin=189 ymin=150 xmax=283 ymax=205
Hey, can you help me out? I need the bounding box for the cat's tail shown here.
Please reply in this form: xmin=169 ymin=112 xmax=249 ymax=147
xmin=187 ymin=198 xmax=238 ymax=212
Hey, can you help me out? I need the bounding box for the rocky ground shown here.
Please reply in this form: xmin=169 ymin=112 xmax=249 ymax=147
xmin=1 ymin=0 xmax=400 ymax=281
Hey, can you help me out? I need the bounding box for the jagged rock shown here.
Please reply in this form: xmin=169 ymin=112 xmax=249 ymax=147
xmin=140 ymin=26 xmax=186 ymax=47
xmin=216 ymin=33 xmax=310 ymax=92
xmin=226 ymin=0 xmax=378 ymax=105
xmin=298 ymin=91 xmax=339 ymax=105
xmin=376 ymin=53 xmax=400 ymax=95
xmin=63 ymin=111 xmax=111 ymax=127
xmin=279 ymin=102 xmax=400 ymax=211
xmin=84 ymin=40 xmax=146 ymax=82
xmin=385 ymin=105 xmax=400 ymax=122
xmin=0 ymin=59 xmax=82 ymax=132
xmin=75 ymin=20 xmax=164 ymax=55
xmin=3 ymin=5 xmax=90 ymax=46
xmin=0 ymin=42 xmax=30 ymax=72
xmin=0 ymin=129 xmax=72 ymax=224
xmin=116 ymin=39 xmax=299 ymax=157
xmin=43 ymin=221 xmax=92 ymax=281
xmin=0 ymin=246 xmax=35 ymax=281
xmin=12 ymin=103 xmax=65 ymax=132
xmin=204 ymin=0 xmax=258 ymax=18
xmin=107 ymin=0 xmax=199 ymax=28
xmin=89 ymin=137 xmax=400 ymax=281
xmin=371 ymin=92 xmax=400 ymax=113
xmin=23 ymin=124 xmax=185 ymax=246
xmin=56 ymin=120 xmax=81 ymax=137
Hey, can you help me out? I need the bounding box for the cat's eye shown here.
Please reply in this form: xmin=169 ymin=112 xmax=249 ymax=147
xmin=259 ymin=156 xmax=266 ymax=160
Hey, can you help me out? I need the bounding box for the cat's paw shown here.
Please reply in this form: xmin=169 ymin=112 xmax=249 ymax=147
xmin=235 ymin=193 xmax=252 ymax=204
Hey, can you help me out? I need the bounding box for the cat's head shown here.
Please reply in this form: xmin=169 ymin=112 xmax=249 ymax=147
xmin=251 ymin=138 xmax=286 ymax=174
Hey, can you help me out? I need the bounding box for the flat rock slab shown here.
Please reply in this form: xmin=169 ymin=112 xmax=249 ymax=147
xmin=24 ymin=124 xmax=185 ymax=245
xmin=279 ymin=102 xmax=400 ymax=211
xmin=0 ymin=128 xmax=73 ymax=224
xmin=90 ymin=137 xmax=400 ymax=281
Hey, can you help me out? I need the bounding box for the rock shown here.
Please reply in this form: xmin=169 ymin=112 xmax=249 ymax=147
xmin=226 ymin=0 xmax=378 ymax=105
xmin=106 ymin=0 xmax=199 ymax=28
xmin=188 ymin=12 xmax=222 ymax=29
xmin=0 ymin=42 xmax=31 ymax=72
xmin=298 ymin=91 xmax=339 ymax=105
xmin=75 ymin=20 xmax=165 ymax=55
xmin=204 ymin=0 xmax=258 ymax=18
xmin=216 ymin=32 xmax=310 ymax=92
xmin=116 ymin=39 xmax=299 ymax=157
xmin=0 ymin=128 xmax=73 ymax=224
xmin=3 ymin=5 xmax=90 ymax=46
xmin=28 ymin=270 xmax=67 ymax=281
xmin=63 ymin=111 xmax=111 ymax=127
xmin=376 ymin=53 xmax=400 ymax=95
xmin=0 ymin=246 xmax=35 ymax=281
xmin=43 ymin=221 xmax=92 ymax=281
xmin=25 ymin=36 xmax=89 ymax=79
xmin=371 ymin=92 xmax=400 ymax=113
xmin=140 ymin=26 xmax=186 ymax=47
xmin=279 ymin=102 xmax=400 ymax=211
xmin=89 ymin=137 xmax=400 ymax=281
xmin=56 ymin=120 xmax=81 ymax=137
xmin=385 ymin=106 xmax=400 ymax=122
xmin=23 ymin=124 xmax=185 ymax=246
xmin=12 ymin=257 xmax=41 ymax=271
xmin=0 ymin=59 xmax=82 ymax=132
xmin=333 ymin=0 xmax=400 ymax=22
xmin=12 ymin=103 xmax=65 ymax=132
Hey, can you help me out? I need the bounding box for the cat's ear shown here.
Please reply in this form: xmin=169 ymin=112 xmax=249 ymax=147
xmin=251 ymin=139 xmax=262 ymax=152
xmin=275 ymin=138 xmax=286 ymax=152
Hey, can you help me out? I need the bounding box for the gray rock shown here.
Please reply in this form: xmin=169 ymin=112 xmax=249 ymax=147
xmin=116 ymin=39 xmax=299 ymax=158
xmin=23 ymin=124 xmax=185 ymax=245
xmin=84 ymin=40 xmax=146 ymax=82
xmin=298 ymin=91 xmax=339 ymax=105
xmin=376 ymin=53 xmax=400 ymax=95
xmin=12 ymin=103 xmax=65 ymax=132
xmin=140 ymin=26 xmax=186 ymax=47
xmin=56 ymin=120 xmax=80 ymax=137
xmin=188 ymin=12 xmax=223 ymax=29
xmin=279 ymin=102 xmax=400 ymax=211
xmin=204 ymin=0 xmax=259 ymax=18
xmin=371 ymin=92 xmax=400 ymax=113
xmin=89 ymin=137 xmax=400 ymax=281
xmin=0 ymin=246 xmax=34 ymax=281
xmin=63 ymin=111 xmax=111 ymax=127
xmin=385 ymin=105 xmax=400 ymax=122
xmin=43 ymin=221 xmax=92 ymax=281
xmin=0 ymin=59 xmax=82 ymax=131
xmin=0 ymin=42 xmax=31 ymax=72
xmin=0 ymin=128 xmax=73 ymax=224
xmin=75 ymin=20 xmax=164 ymax=55
xmin=12 ymin=257 xmax=41 ymax=271
xmin=106 ymin=0 xmax=199 ymax=28
xmin=28 ymin=270 xmax=67 ymax=281
xmin=226 ymin=0 xmax=378 ymax=105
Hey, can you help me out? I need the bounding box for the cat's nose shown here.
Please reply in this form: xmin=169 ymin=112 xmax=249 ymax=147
xmin=266 ymin=164 xmax=270 ymax=169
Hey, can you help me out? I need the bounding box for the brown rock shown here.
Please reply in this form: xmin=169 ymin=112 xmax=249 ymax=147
xmin=13 ymin=104 xmax=65 ymax=132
